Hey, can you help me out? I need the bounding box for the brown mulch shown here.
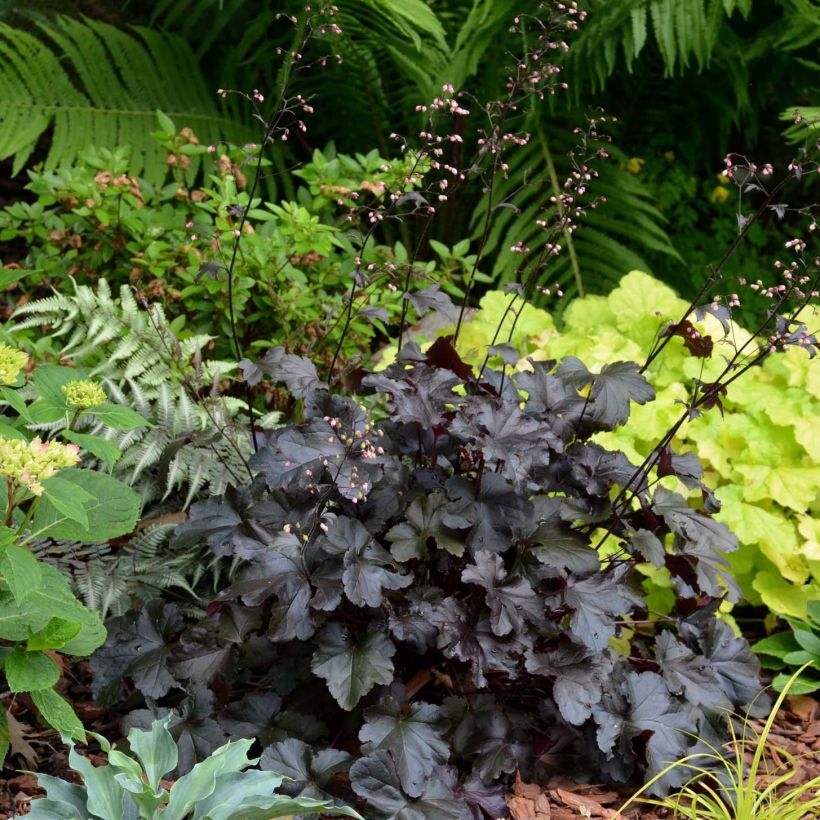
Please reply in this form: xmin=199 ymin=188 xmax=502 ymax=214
xmin=2 ymin=695 xmax=818 ymax=819
xmin=506 ymin=695 xmax=820 ymax=819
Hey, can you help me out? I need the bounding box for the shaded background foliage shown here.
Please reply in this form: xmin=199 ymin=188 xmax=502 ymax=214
xmin=0 ymin=0 xmax=817 ymax=308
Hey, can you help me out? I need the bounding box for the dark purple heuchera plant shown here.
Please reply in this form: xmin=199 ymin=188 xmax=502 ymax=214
xmin=92 ymin=337 xmax=765 ymax=817
xmin=88 ymin=2 xmax=820 ymax=818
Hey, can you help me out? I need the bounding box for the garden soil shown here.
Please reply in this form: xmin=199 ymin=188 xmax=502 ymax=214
xmin=1 ymin=684 xmax=817 ymax=819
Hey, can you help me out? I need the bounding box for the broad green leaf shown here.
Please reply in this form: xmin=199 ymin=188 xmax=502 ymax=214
xmin=0 ymin=542 xmax=42 ymax=603
xmin=32 ymin=689 xmax=85 ymax=741
xmin=0 ymin=422 xmax=27 ymax=439
xmin=793 ymin=629 xmax=820 ymax=656
xmin=40 ymin=476 xmax=95 ymax=528
xmin=772 ymin=671 xmax=820 ymax=695
xmin=86 ymin=403 xmax=151 ymax=430
xmin=0 ymin=386 xmax=31 ymax=420
xmin=4 ymin=647 xmax=60 ymax=692
xmin=30 ymin=469 xmax=140 ymax=542
xmin=27 ymin=618 xmax=83 ymax=651
xmin=62 ymin=430 xmax=122 ymax=471
xmin=752 ymin=632 xmax=800 ymax=659
xmin=22 ymin=773 xmax=88 ymax=816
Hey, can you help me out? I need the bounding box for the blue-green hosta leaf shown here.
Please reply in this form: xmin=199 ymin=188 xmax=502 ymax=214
xmin=360 ymin=694 xmax=450 ymax=798
xmin=24 ymin=773 xmax=87 ymax=818
xmin=163 ymin=737 xmax=256 ymax=820
xmin=67 ymin=743 xmax=139 ymax=819
xmin=461 ymin=551 xmax=545 ymax=636
xmin=127 ymin=717 xmax=178 ymax=793
xmin=350 ymin=751 xmax=471 ymax=819
xmin=311 ymin=623 xmax=396 ymax=711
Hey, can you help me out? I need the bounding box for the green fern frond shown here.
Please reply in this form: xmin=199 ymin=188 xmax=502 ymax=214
xmin=0 ymin=16 xmax=252 ymax=181
xmin=569 ymin=0 xmax=753 ymax=90
xmin=470 ymin=126 xmax=680 ymax=299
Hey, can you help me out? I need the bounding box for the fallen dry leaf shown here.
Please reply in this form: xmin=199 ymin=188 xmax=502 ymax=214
xmin=552 ymin=787 xmax=615 ymax=817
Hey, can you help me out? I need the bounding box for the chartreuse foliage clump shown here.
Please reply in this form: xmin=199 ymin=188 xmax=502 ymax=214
xmin=24 ymin=716 xmax=362 ymax=819
xmin=446 ymin=271 xmax=820 ymax=624
xmin=93 ymin=336 xmax=763 ymax=817
xmin=0 ymin=348 xmax=145 ymax=762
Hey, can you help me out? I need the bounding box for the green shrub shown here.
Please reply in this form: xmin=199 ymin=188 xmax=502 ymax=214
xmin=0 ymin=344 xmax=144 ymax=760
xmin=0 ymin=123 xmax=422 ymax=365
xmin=432 ymin=271 xmax=820 ymax=622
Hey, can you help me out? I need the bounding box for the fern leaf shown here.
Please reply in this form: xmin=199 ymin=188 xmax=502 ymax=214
xmin=0 ymin=17 xmax=252 ymax=182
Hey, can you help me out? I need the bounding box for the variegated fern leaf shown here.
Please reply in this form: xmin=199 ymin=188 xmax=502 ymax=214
xmin=11 ymin=278 xmax=271 ymax=507
xmin=30 ymin=522 xmax=238 ymax=618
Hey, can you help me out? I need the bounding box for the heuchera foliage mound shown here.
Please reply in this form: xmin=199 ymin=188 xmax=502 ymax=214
xmin=453 ymin=271 xmax=820 ymax=622
xmin=92 ymin=338 xmax=762 ymax=818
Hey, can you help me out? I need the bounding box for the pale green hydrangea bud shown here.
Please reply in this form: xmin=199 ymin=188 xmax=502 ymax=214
xmin=62 ymin=379 xmax=107 ymax=409
xmin=0 ymin=343 xmax=29 ymax=385
xmin=0 ymin=437 xmax=81 ymax=496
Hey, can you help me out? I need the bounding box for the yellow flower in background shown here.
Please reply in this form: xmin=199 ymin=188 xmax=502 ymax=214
xmin=716 ymin=173 xmax=731 ymax=184
xmin=62 ymin=379 xmax=107 ymax=409
xmin=626 ymin=157 xmax=645 ymax=174
xmin=710 ymin=185 xmax=731 ymax=204
xmin=664 ymin=150 xmax=675 ymax=162
xmin=0 ymin=436 xmax=81 ymax=496
xmin=0 ymin=343 xmax=29 ymax=385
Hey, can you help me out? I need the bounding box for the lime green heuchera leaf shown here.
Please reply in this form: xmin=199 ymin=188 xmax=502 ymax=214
xmin=753 ymin=571 xmax=820 ymax=620
xmin=606 ymin=270 xmax=688 ymax=350
xmin=453 ymin=270 xmax=820 ymax=621
xmin=714 ymin=487 xmax=806 ymax=584
xmin=798 ymin=516 xmax=820 ymax=562
xmin=454 ymin=290 xmax=553 ymax=362
xmin=734 ymin=464 xmax=820 ymax=513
